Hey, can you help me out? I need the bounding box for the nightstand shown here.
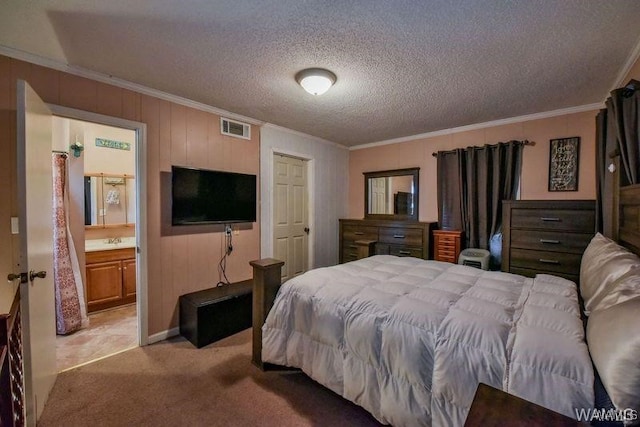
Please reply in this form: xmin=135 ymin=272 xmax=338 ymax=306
xmin=464 ymin=383 xmax=588 ymax=427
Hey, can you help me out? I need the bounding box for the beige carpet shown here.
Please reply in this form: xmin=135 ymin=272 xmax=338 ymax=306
xmin=40 ymin=329 xmax=383 ymax=427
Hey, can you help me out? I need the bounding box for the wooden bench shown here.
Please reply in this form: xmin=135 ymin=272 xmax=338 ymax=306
xmin=179 ymin=280 xmax=252 ymax=348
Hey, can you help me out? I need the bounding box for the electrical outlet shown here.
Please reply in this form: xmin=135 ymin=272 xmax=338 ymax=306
xmin=225 ymin=225 xmax=232 ymax=235
xmin=233 ymin=226 xmax=239 ymax=235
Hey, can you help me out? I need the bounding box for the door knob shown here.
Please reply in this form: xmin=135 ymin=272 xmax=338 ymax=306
xmin=7 ymin=272 xmax=27 ymax=283
xmin=29 ymin=270 xmax=47 ymax=281
xmin=304 ymin=227 xmax=310 ymax=234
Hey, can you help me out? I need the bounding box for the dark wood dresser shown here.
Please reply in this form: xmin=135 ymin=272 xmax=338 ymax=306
xmin=502 ymin=200 xmax=595 ymax=282
xmin=339 ymin=219 xmax=436 ymax=263
xmin=1 ymin=289 xmax=25 ymax=426
xmin=433 ymin=230 xmax=464 ymax=263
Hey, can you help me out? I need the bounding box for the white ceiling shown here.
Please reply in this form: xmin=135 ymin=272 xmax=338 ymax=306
xmin=1 ymin=1 xmax=639 ymax=147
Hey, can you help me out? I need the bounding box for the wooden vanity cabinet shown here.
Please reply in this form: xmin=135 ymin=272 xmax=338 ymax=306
xmin=122 ymin=258 xmax=137 ymax=299
xmin=86 ymin=247 xmax=136 ymax=313
xmin=339 ymin=219 xmax=436 ymax=263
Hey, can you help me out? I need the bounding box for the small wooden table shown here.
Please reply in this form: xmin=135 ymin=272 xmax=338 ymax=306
xmin=464 ymin=383 xmax=588 ymax=427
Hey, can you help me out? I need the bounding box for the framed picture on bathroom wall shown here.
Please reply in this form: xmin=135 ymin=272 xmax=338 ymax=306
xmin=548 ymin=136 xmax=580 ymax=192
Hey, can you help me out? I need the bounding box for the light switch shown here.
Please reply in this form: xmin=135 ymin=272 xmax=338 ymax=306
xmin=11 ymin=217 xmax=19 ymax=234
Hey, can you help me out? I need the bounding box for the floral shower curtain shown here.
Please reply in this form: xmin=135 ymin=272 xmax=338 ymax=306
xmin=53 ymin=153 xmax=88 ymax=334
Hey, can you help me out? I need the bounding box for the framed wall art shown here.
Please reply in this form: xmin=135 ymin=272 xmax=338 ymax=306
xmin=548 ymin=136 xmax=580 ymax=192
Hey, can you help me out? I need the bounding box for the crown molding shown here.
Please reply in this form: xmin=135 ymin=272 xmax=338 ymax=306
xmin=262 ymin=123 xmax=348 ymax=150
xmin=0 ymin=44 xmax=265 ymax=126
xmin=611 ymin=33 xmax=640 ymax=92
xmin=350 ymin=103 xmax=603 ymax=151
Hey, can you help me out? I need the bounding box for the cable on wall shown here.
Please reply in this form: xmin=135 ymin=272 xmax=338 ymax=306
xmin=217 ymin=225 xmax=233 ymax=286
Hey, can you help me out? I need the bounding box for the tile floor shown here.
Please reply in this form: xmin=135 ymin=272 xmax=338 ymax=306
xmin=56 ymin=304 xmax=138 ymax=372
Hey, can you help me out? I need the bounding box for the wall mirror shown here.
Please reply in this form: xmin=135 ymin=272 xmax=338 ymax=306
xmin=84 ymin=174 xmax=136 ymax=228
xmin=364 ymin=167 xmax=419 ymax=221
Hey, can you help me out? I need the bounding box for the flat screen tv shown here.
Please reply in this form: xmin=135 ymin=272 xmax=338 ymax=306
xmin=171 ymin=166 xmax=257 ymax=225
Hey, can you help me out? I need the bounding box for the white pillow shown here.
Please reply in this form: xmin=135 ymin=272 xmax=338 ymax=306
xmin=580 ymin=233 xmax=640 ymax=315
xmin=587 ymin=297 xmax=640 ymax=416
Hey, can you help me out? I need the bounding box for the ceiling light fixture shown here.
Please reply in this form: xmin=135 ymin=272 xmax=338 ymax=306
xmin=295 ymin=68 xmax=337 ymax=96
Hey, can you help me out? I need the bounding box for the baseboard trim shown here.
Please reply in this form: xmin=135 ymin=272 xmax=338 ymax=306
xmin=147 ymin=327 xmax=180 ymax=344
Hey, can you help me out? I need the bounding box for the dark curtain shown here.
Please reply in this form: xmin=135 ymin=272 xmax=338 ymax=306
xmin=595 ymin=81 xmax=639 ymax=236
xmin=464 ymin=142 xmax=523 ymax=249
xmin=595 ymin=109 xmax=607 ymax=233
xmin=607 ymin=85 xmax=640 ymax=185
xmin=437 ymin=140 xmax=524 ymax=255
xmin=437 ymin=148 xmax=465 ymax=230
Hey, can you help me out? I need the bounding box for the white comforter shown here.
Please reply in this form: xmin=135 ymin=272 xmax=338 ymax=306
xmin=262 ymin=256 xmax=594 ymax=426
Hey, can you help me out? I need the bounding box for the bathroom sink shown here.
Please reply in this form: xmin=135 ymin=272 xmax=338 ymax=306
xmin=85 ymin=237 xmax=136 ymax=252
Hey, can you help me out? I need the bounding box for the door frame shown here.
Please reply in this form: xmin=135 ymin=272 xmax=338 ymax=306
xmin=265 ymin=148 xmax=314 ymax=271
xmin=47 ymin=104 xmax=148 ymax=346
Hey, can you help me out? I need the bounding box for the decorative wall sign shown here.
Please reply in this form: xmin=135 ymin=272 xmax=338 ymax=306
xmin=95 ymin=138 xmax=131 ymax=151
xmin=548 ymin=136 xmax=580 ymax=191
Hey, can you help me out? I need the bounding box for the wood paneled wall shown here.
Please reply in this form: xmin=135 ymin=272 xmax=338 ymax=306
xmin=0 ymin=55 xmax=260 ymax=334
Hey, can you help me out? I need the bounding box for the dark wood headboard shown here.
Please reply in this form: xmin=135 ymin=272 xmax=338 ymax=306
xmin=618 ymin=184 xmax=640 ymax=256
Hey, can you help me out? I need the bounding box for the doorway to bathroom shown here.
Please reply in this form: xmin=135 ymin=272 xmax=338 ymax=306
xmin=52 ymin=115 xmax=140 ymax=372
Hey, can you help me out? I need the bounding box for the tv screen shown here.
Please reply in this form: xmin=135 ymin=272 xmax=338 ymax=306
xmin=171 ymin=166 xmax=257 ymax=225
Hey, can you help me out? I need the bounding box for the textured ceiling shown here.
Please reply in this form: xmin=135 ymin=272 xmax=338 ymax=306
xmin=1 ymin=1 xmax=639 ymax=147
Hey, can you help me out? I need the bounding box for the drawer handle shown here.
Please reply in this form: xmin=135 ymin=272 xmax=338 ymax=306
xmin=540 ymin=217 xmax=561 ymax=222
xmin=393 ymin=234 xmax=406 ymax=239
xmin=539 ymin=239 xmax=560 ymax=244
xmin=539 ymin=258 xmax=559 ymax=264
xmin=354 ymin=232 xmax=364 ymax=236
xmin=349 ymin=245 xmax=358 ymax=249
xmin=398 ymin=250 xmax=412 ymax=255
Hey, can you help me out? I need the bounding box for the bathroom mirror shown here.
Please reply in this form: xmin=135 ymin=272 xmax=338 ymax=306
xmin=84 ymin=174 xmax=135 ymax=228
xmin=364 ymin=167 xmax=419 ymax=221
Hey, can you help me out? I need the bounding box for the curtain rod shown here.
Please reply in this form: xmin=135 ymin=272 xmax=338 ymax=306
xmin=431 ymin=140 xmax=533 ymax=157
xmin=622 ymin=79 xmax=639 ymax=97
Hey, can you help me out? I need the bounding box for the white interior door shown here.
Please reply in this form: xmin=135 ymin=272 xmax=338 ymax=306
xmin=273 ymin=154 xmax=308 ymax=282
xmin=369 ymin=177 xmax=389 ymax=214
xmin=17 ymin=80 xmax=56 ymax=425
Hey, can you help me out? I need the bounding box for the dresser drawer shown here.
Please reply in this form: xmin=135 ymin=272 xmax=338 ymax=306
xmin=388 ymin=246 xmax=423 ymax=258
xmin=436 ymin=251 xmax=458 ymax=263
xmin=510 ymin=230 xmax=593 ymax=254
xmin=343 ymin=225 xmax=378 ymax=241
xmin=510 ymin=248 xmax=582 ymax=275
xmin=342 ymin=245 xmax=360 ymax=263
xmin=343 ymin=241 xmax=374 ymax=262
xmin=379 ymin=227 xmax=423 ymax=246
xmin=436 ymin=241 xmax=458 ymax=259
xmin=511 ymin=209 xmax=595 ymax=232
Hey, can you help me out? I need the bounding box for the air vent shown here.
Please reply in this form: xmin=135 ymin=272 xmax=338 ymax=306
xmin=220 ymin=118 xmax=251 ymax=140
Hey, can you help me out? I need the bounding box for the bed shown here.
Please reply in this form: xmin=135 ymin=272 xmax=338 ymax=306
xmin=250 ymin=185 xmax=640 ymax=426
